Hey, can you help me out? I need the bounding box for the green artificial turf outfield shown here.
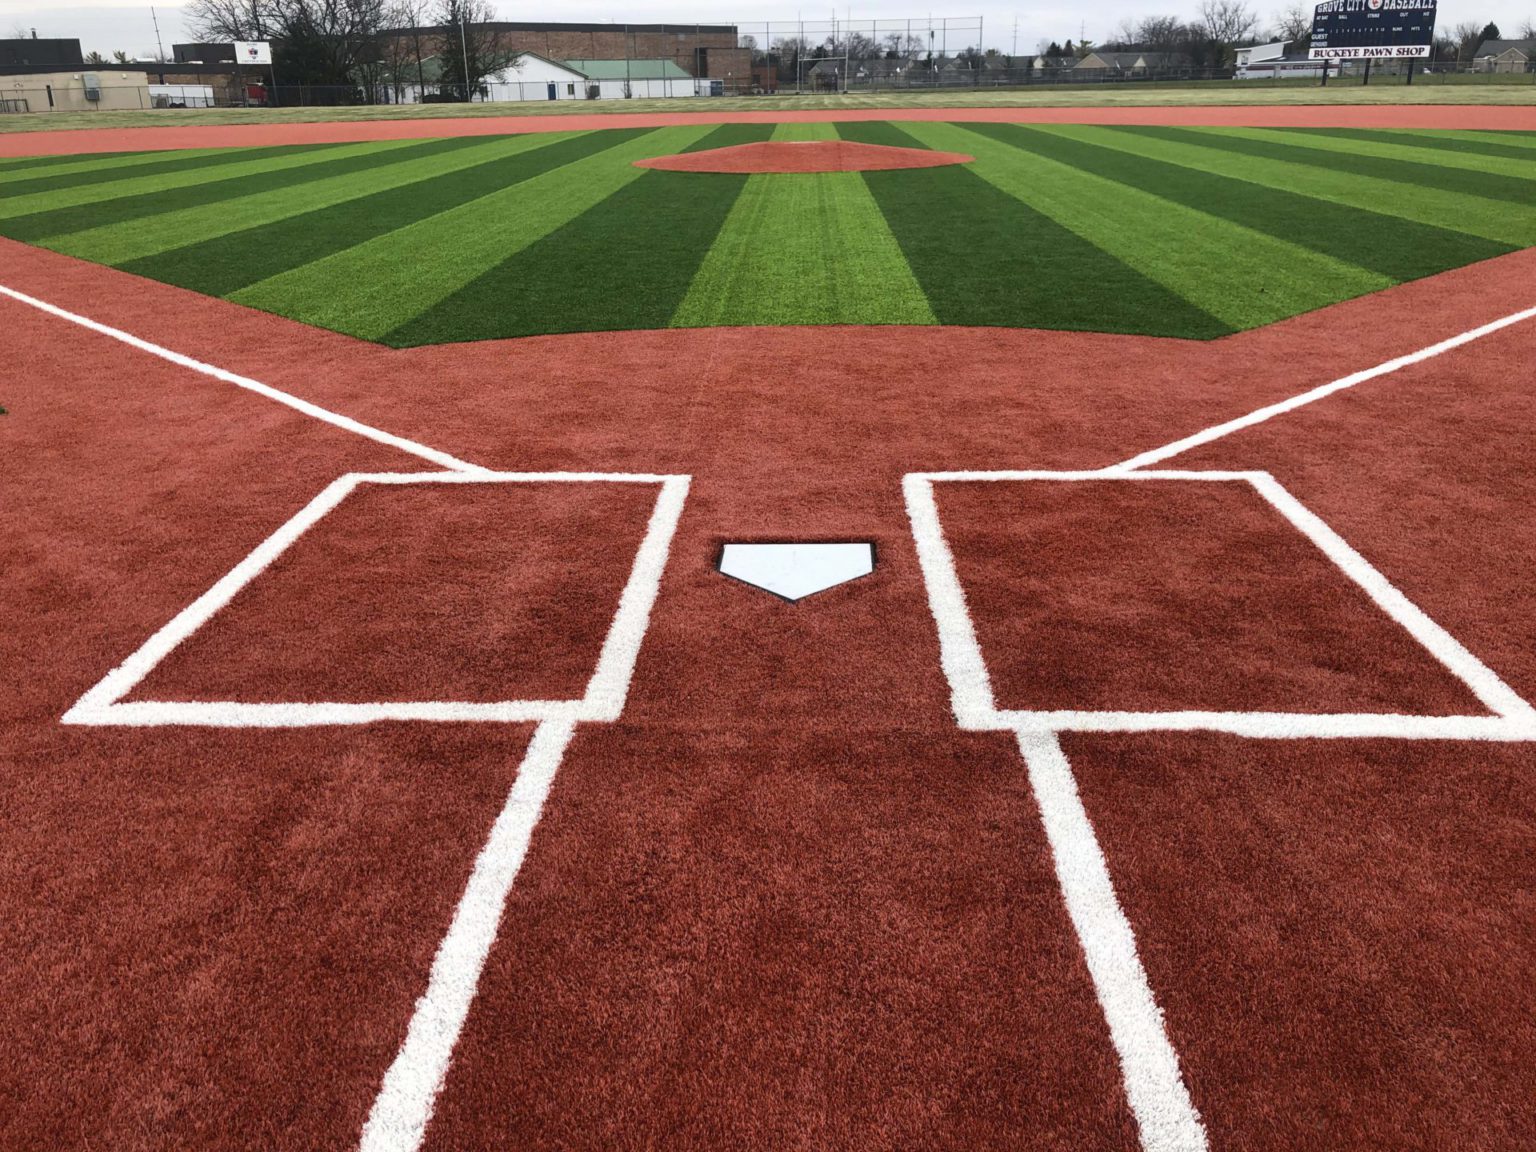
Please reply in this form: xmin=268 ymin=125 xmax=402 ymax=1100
xmin=1 ymin=122 xmax=1529 ymax=345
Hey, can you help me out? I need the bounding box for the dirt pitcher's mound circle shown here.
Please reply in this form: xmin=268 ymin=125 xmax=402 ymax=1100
xmin=635 ymin=140 xmax=973 ymax=174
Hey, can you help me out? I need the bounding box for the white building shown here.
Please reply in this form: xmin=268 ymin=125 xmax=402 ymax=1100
xmin=389 ymin=52 xmax=716 ymax=103
xmin=1235 ymin=41 xmax=1327 ymax=79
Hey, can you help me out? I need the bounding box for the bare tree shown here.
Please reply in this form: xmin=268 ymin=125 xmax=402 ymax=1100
xmin=184 ymin=0 xmax=269 ymax=41
xmin=435 ymin=0 xmax=507 ymax=101
xmin=112 ymin=49 xmax=132 ymax=63
xmin=1137 ymin=15 xmax=1192 ymax=54
xmin=1271 ymin=3 xmax=1312 ymax=44
xmin=1517 ymin=20 xmax=1535 ymax=38
xmin=1200 ymin=0 xmax=1260 ymax=45
xmin=1450 ymin=20 xmax=1484 ymax=61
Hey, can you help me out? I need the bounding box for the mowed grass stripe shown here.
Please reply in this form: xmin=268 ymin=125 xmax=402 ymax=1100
xmin=904 ymin=121 xmax=1386 ymax=331
xmin=51 ymin=135 xmax=557 ymax=266
xmin=0 ymin=138 xmax=409 ymax=224
xmin=385 ymin=171 xmax=743 ymax=345
xmin=0 ymin=151 xmax=147 ymax=175
xmin=1276 ymin=127 xmax=1536 ymax=164
xmin=771 ymin=121 xmax=840 ymax=141
xmin=233 ymin=125 xmax=715 ymax=341
xmin=0 ymin=146 xmax=245 ymax=189
xmin=1094 ymin=127 xmax=1536 ymax=247
xmin=833 ymin=120 xmax=932 ymax=149
xmin=839 ymin=119 xmax=1226 ymax=336
xmin=0 ymin=143 xmax=337 ymax=199
xmin=672 ymin=167 xmax=934 ymax=328
xmin=989 ymin=124 xmax=1512 ymax=283
xmin=1208 ymin=126 xmax=1536 ymax=181
xmin=385 ymin=122 xmax=773 ymax=345
xmin=1148 ymin=126 xmax=1535 ymax=205
xmin=121 ymin=131 xmax=614 ymax=298
xmin=869 ymin=161 xmax=1228 ymax=337
xmin=0 ymin=139 xmax=434 ymax=242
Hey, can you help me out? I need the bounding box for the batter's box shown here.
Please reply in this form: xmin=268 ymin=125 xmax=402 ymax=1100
xmin=905 ymin=470 xmax=1536 ymax=741
xmin=63 ymin=471 xmax=689 ymax=727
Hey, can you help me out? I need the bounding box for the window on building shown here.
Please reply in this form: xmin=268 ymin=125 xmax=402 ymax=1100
xmin=567 ymin=82 xmax=575 ymax=95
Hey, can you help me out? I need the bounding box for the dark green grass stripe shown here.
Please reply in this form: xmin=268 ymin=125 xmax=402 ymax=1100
xmin=1271 ymin=127 xmax=1536 ymax=164
xmin=384 ymin=161 xmax=750 ymax=346
xmin=970 ymin=123 xmax=1512 ymax=283
xmin=0 ymin=135 xmax=489 ymax=244
xmin=860 ymin=153 xmax=1230 ymax=338
xmin=833 ymin=120 xmax=934 ymax=149
xmin=1115 ymin=126 xmax=1536 ymax=206
xmin=678 ymin=121 xmax=777 ymax=151
xmin=0 ymin=143 xmax=339 ymax=200
xmin=0 ymin=150 xmax=145 ymax=173
xmin=119 ymin=131 xmax=632 ymax=298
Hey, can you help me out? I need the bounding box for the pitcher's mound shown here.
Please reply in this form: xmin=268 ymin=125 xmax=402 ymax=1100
xmin=635 ymin=140 xmax=973 ymax=174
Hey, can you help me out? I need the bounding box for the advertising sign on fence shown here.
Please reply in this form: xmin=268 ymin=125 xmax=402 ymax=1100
xmin=1308 ymin=0 xmax=1438 ymax=59
xmin=233 ymin=41 xmax=273 ymax=66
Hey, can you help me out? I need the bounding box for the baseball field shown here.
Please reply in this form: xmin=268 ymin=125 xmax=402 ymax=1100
xmin=1 ymin=96 xmax=1534 ymax=1152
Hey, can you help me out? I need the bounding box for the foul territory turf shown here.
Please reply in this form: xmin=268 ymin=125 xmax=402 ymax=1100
xmin=0 ymin=121 xmax=1529 ymax=345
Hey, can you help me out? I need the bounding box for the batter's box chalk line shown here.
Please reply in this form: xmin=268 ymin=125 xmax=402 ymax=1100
xmin=904 ymin=469 xmax=1536 ymax=743
xmin=61 ymin=470 xmax=691 ymax=729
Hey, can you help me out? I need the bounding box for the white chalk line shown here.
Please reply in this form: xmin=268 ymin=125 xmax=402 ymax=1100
xmin=0 ymin=282 xmax=487 ymax=474
xmin=1019 ymin=731 xmax=1209 ymax=1152
xmin=903 ymin=467 xmax=1536 ymax=1152
xmin=359 ymin=717 xmax=576 ymax=1152
xmin=61 ymin=472 xmax=690 ymax=729
xmin=1108 ymin=301 xmax=1536 ymax=473
xmin=904 ymin=470 xmax=1535 ymax=739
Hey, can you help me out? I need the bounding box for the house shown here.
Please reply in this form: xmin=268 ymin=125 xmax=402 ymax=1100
xmin=1031 ymin=53 xmax=1076 ymax=73
xmin=1074 ymin=51 xmax=1181 ymax=74
xmin=1472 ymin=39 xmax=1535 ymax=73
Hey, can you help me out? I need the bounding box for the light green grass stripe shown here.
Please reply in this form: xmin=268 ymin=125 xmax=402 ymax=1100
xmin=50 ymin=133 xmax=576 ymax=266
xmin=0 ymin=147 xmax=231 ymax=188
xmin=0 ymin=139 xmax=417 ymax=222
xmin=672 ymin=170 xmax=935 ymax=328
xmin=1452 ymin=130 xmax=1536 ymax=151
xmin=1084 ymin=126 xmax=1536 ymax=247
xmin=770 ymin=122 xmax=840 ymax=141
xmin=1205 ymin=126 xmax=1536 ymax=179
xmin=903 ymin=122 xmax=1385 ymax=330
xmin=233 ymin=125 xmax=714 ymax=341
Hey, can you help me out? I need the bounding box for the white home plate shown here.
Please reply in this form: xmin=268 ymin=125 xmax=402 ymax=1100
xmin=718 ymin=543 xmax=875 ymax=601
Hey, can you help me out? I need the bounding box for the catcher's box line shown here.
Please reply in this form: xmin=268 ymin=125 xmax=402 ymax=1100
xmin=903 ymin=469 xmax=1536 ymax=740
xmin=61 ymin=470 xmax=690 ymax=728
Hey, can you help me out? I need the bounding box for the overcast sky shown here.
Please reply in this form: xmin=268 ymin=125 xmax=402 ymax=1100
xmin=1 ymin=0 xmax=1529 ymax=61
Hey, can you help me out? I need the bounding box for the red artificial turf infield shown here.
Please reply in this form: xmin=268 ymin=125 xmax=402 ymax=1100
xmin=1 ymin=219 xmax=1535 ymax=1148
xmin=635 ymin=138 xmax=973 ymax=173
xmin=935 ymin=478 xmax=1486 ymax=716
xmin=129 ymin=480 xmax=658 ymax=704
xmin=1 ymin=102 xmax=1534 ymax=157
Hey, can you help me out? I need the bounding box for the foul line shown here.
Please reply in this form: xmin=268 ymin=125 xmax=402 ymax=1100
xmin=360 ymin=717 xmax=577 ymax=1152
xmin=1109 ymin=302 xmax=1536 ymax=472
xmin=1019 ymin=731 xmax=1208 ymax=1152
xmin=0 ymin=282 xmax=487 ymax=474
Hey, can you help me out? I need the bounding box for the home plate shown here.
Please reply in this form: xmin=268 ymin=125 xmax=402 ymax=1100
xmin=718 ymin=543 xmax=875 ymax=601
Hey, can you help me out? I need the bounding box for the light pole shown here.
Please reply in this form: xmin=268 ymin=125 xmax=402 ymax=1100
xmin=460 ymin=11 xmax=471 ymax=101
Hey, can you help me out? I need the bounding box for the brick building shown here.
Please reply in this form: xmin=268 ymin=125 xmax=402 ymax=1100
xmin=387 ymin=21 xmax=750 ymax=86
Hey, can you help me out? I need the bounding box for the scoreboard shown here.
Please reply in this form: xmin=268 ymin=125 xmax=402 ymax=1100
xmin=1309 ymin=0 xmax=1438 ymax=59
